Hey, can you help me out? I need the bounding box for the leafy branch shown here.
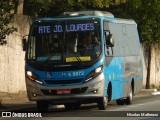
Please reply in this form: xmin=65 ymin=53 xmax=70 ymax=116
xmin=0 ymin=0 xmax=17 ymax=45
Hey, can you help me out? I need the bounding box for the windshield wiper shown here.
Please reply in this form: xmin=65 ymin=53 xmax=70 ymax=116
xmin=40 ymin=46 xmax=83 ymax=65
xmin=65 ymin=43 xmax=83 ymax=65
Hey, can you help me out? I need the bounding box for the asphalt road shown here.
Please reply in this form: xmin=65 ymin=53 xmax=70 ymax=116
xmin=0 ymin=95 xmax=160 ymax=120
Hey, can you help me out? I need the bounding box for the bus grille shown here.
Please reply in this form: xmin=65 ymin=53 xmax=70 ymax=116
xmin=41 ymin=87 xmax=87 ymax=95
xmin=44 ymin=78 xmax=83 ymax=84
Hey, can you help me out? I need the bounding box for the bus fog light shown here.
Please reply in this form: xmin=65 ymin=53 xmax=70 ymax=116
xmin=32 ymin=93 xmax=37 ymax=97
xmin=94 ymin=90 xmax=98 ymax=94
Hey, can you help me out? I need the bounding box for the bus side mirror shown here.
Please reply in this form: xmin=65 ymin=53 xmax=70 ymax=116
xmin=105 ymin=31 xmax=114 ymax=47
xmin=22 ymin=35 xmax=28 ymax=51
xmin=109 ymin=34 xmax=114 ymax=47
xmin=22 ymin=37 xmax=27 ymax=51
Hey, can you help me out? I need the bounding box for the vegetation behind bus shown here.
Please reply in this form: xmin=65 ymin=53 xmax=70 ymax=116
xmin=0 ymin=0 xmax=17 ymax=45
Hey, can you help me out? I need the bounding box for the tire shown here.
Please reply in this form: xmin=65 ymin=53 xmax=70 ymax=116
xmin=65 ymin=103 xmax=81 ymax=110
xmin=97 ymin=97 xmax=108 ymax=110
xmin=73 ymin=103 xmax=81 ymax=109
xmin=64 ymin=103 xmax=73 ymax=111
xmin=116 ymin=99 xmax=125 ymax=105
xmin=36 ymin=101 xmax=49 ymax=112
xmin=124 ymin=85 xmax=133 ymax=105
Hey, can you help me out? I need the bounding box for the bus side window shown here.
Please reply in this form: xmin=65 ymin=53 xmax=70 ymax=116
xmin=104 ymin=31 xmax=113 ymax=56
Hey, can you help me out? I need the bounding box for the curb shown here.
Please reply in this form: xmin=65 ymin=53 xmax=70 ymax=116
xmin=141 ymin=89 xmax=158 ymax=92
xmin=135 ymin=89 xmax=160 ymax=97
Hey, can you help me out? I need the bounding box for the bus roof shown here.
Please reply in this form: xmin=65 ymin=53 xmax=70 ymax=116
xmin=59 ymin=10 xmax=114 ymax=18
xmin=35 ymin=11 xmax=136 ymax=25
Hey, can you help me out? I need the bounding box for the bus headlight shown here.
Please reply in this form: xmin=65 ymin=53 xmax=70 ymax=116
xmin=27 ymin=71 xmax=33 ymax=78
xmin=84 ymin=65 xmax=103 ymax=83
xmin=26 ymin=70 xmax=43 ymax=84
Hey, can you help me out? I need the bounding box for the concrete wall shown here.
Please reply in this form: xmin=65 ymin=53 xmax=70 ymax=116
xmin=0 ymin=15 xmax=31 ymax=93
xmin=149 ymin=44 xmax=160 ymax=88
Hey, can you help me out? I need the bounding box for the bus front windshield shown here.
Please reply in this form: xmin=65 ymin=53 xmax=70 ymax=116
xmin=27 ymin=19 xmax=101 ymax=64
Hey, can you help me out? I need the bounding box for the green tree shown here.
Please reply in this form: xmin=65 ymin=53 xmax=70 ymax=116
xmin=127 ymin=0 xmax=160 ymax=89
xmin=24 ymin=0 xmax=127 ymax=17
xmin=24 ymin=0 xmax=56 ymax=17
xmin=126 ymin=0 xmax=160 ymax=43
xmin=0 ymin=0 xmax=17 ymax=45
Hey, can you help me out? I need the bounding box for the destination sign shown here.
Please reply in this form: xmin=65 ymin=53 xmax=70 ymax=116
xmin=38 ymin=23 xmax=95 ymax=34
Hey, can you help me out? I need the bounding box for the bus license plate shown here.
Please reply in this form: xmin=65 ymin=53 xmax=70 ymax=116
xmin=57 ymin=89 xmax=71 ymax=95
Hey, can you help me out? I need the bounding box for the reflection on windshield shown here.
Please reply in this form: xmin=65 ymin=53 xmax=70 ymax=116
xmin=27 ymin=20 xmax=101 ymax=64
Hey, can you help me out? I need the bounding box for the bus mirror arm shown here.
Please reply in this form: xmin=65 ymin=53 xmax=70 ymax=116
xmin=105 ymin=31 xmax=114 ymax=47
xmin=109 ymin=34 xmax=114 ymax=47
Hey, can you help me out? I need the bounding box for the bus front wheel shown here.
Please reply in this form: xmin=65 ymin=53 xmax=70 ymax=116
xmin=116 ymin=99 xmax=125 ymax=105
xmin=65 ymin=103 xmax=81 ymax=110
xmin=97 ymin=97 xmax=108 ymax=110
xmin=124 ymin=85 xmax=133 ymax=105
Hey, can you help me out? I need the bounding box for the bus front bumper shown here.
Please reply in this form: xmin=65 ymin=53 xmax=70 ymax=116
xmin=26 ymin=73 xmax=106 ymax=104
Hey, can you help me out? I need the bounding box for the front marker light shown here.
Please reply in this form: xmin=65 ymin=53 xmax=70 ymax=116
xmin=35 ymin=80 xmax=43 ymax=84
xmin=85 ymin=76 xmax=93 ymax=83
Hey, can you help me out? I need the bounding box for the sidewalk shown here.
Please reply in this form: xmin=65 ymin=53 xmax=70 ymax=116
xmin=0 ymin=89 xmax=160 ymax=106
xmin=0 ymin=91 xmax=31 ymax=106
xmin=135 ymin=89 xmax=160 ymax=97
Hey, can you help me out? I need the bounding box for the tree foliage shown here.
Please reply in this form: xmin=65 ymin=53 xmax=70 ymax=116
xmin=24 ymin=0 xmax=127 ymax=17
xmin=109 ymin=0 xmax=160 ymax=44
xmin=24 ymin=0 xmax=56 ymax=17
xmin=0 ymin=0 xmax=17 ymax=45
xmin=68 ymin=0 xmax=127 ymax=8
xmin=129 ymin=0 xmax=160 ymax=44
